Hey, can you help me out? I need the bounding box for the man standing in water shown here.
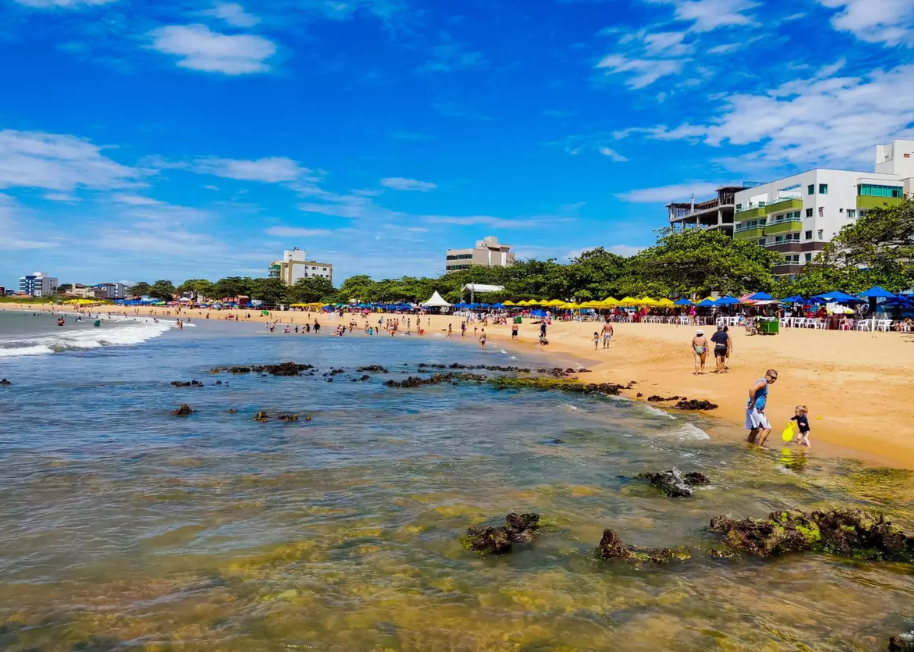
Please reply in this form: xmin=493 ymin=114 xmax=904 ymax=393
xmin=746 ymin=369 xmax=778 ymax=446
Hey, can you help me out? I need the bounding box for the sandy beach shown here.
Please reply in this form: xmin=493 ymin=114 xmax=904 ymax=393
xmin=5 ymin=302 xmax=914 ymax=468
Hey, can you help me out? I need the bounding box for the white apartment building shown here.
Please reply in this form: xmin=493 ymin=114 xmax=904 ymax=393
xmin=734 ymin=140 xmax=912 ymax=277
xmin=95 ymin=282 xmax=128 ymax=300
xmin=19 ymin=272 xmax=58 ymax=297
xmin=71 ymin=284 xmax=99 ymax=298
xmin=446 ymin=236 xmax=516 ymax=274
xmin=269 ymin=247 xmax=333 ymax=285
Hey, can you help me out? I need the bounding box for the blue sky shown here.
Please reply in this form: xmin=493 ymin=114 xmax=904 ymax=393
xmin=1 ymin=0 xmax=913 ymax=287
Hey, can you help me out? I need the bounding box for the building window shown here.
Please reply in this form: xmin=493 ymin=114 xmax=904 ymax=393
xmin=804 ymin=230 xmax=812 ymax=240
xmin=805 ymin=208 xmax=813 ymax=217
xmin=807 ymin=184 xmax=814 ymax=195
xmin=818 ymin=207 xmax=824 ymax=217
xmin=847 ymin=209 xmax=856 ymax=218
xmin=805 ymin=253 xmax=812 ymax=262
xmin=819 ymin=184 xmax=828 ymax=194
xmin=817 ymin=229 xmax=824 ymax=239
xmin=858 ymin=184 xmax=903 ymax=198
xmin=735 ymin=204 xmax=742 ymax=211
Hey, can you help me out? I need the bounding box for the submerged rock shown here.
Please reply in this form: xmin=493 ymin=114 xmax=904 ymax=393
xmin=254 ymin=411 xmax=270 ymax=422
xmin=637 ymin=468 xmax=710 ymax=497
xmin=384 ymin=373 xmax=487 ymax=388
xmin=210 ymin=362 xmax=314 ymax=376
xmin=170 ymin=380 xmax=204 ymax=387
xmin=357 ymin=365 xmax=389 ymax=373
xmin=277 ymin=414 xmax=298 ymax=422
xmin=598 ymin=529 xmax=691 ymax=564
xmin=171 ymin=403 xmax=193 ymax=416
xmin=0 ymin=378 xmax=12 ymax=385
xmin=709 ymin=508 xmax=914 ymax=560
xmin=488 ymin=377 xmax=632 ymax=395
xmin=890 ymin=633 xmax=914 ymax=651
xmin=227 ymin=408 xmax=238 ymax=414
xmin=465 ymin=512 xmax=541 ymax=554
xmin=674 ymin=399 xmax=718 ymax=410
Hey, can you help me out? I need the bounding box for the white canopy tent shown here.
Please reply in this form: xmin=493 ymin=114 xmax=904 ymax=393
xmin=422 ymin=291 xmax=452 ymax=308
xmin=461 ymin=283 xmax=505 ymax=303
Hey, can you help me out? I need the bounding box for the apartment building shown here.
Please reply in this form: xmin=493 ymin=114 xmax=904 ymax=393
xmin=95 ymin=282 xmax=128 ymax=300
xmin=446 ymin=236 xmax=516 ymax=274
xmin=19 ymin=272 xmax=58 ymax=297
xmin=734 ymin=167 xmax=907 ymax=277
xmin=269 ymin=247 xmax=333 ymax=285
xmin=70 ymin=284 xmax=99 ymax=298
xmin=667 ymin=186 xmax=752 ymax=237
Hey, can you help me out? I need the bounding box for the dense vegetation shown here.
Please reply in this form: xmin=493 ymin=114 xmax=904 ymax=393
xmin=14 ymin=198 xmax=907 ymax=306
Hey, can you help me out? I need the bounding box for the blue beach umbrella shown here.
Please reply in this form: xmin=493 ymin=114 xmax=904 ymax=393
xmin=746 ymin=292 xmax=773 ymax=301
xmin=858 ymin=286 xmax=897 ymax=299
xmin=715 ymin=296 xmax=741 ymax=306
xmin=696 ymin=298 xmax=717 ymax=307
xmin=493 ymin=303 xmax=505 ymax=308
xmin=673 ymin=298 xmax=693 ymax=306
xmin=780 ymin=295 xmax=805 ymax=303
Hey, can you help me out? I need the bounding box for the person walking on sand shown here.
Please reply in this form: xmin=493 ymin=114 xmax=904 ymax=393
xmin=746 ymin=369 xmax=778 ymax=446
xmin=592 ymin=332 xmax=600 ymax=351
xmin=711 ymin=325 xmax=729 ymax=373
xmin=602 ymin=321 xmax=613 ymax=349
xmin=691 ymin=330 xmax=708 ymax=374
xmin=447 ymin=323 xmax=453 ymax=338
xmin=511 ymin=321 xmax=519 ymax=340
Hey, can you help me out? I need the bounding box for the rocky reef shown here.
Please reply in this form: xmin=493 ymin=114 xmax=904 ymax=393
xmin=598 ymin=529 xmax=691 ymax=564
xmin=170 ymin=380 xmax=204 ymax=388
xmin=210 ymin=362 xmax=314 ymax=376
xmin=357 ymin=365 xmax=388 ymax=373
xmin=637 ymin=468 xmax=710 ymax=497
xmin=171 ymin=403 xmax=193 ymax=416
xmin=674 ymin=399 xmax=718 ymax=410
xmin=464 ymin=513 xmax=541 ymax=554
xmin=384 ymin=373 xmax=487 ymax=388
xmin=487 ymin=377 xmax=635 ymax=395
xmin=709 ymin=508 xmax=914 ymax=560
xmin=0 ymin=378 xmax=12 ymax=385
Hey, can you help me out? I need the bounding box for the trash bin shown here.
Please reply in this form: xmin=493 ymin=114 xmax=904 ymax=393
xmin=757 ymin=318 xmax=779 ymax=335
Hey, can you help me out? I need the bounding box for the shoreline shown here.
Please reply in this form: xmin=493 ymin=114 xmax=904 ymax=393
xmin=4 ymin=303 xmax=914 ymax=469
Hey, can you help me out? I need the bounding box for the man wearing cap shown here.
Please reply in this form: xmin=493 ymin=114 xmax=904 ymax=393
xmin=746 ymin=369 xmax=778 ymax=446
xmin=691 ymin=329 xmax=708 ymax=374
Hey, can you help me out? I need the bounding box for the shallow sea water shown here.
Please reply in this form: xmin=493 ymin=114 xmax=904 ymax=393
xmin=1 ymin=315 xmax=913 ymax=651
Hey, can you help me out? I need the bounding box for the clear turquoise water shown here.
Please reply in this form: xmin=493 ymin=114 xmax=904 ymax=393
xmin=1 ymin=314 xmax=913 ymax=651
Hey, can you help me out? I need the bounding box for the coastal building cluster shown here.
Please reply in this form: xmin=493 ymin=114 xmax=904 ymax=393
xmin=446 ymin=236 xmax=515 ymax=274
xmin=269 ymin=247 xmax=333 ymax=285
xmin=668 ymin=139 xmax=914 ymax=277
xmin=11 ymin=273 xmax=127 ymax=299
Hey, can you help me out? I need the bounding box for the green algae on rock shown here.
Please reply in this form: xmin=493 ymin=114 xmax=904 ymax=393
xmin=487 ymin=376 xmax=633 ymax=395
xmin=464 ymin=513 xmax=541 ymax=554
xmin=709 ymin=508 xmax=914 ymax=561
xmin=598 ymin=529 xmax=692 ymax=565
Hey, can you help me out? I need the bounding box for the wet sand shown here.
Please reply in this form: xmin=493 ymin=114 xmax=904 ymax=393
xmin=6 ymin=303 xmax=914 ymax=468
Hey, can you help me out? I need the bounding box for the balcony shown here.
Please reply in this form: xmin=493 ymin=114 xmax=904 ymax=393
xmin=764 ymin=217 xmax=802 ymax=235
xmin=734 ymin=227 xmax=764 ymax=240
xmin=765 ymin=197 xmax=803 ymax=214
xmin=857 ymin=195 xmax=903 ymax=211
xmin=736 ymin=205 xmax=766 ymax=221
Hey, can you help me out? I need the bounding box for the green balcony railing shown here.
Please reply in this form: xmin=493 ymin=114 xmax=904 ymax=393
xmin=736 ymin=206 xmax=766 ymax=221
xmin=763 ymin=198 xmax=803 ymax=214
xmin=856 ymin=195 xmax=903 ymax=211
xmin=734 ymin=227 xmax=764 ymax=240
xmin=764 ymin=219 xmax=803 ymax=236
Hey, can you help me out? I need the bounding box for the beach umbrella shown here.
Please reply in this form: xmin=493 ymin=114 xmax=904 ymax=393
xmin=673 ymin=298 xmax=693 ymax=306
xmin=657 ymin=298 xmax=675 ymax=307
xmin=815 ymin=291 xmax=862 ymax=303
xmin=602 ymin=297 xmax=620 ymax=306
xmin=780 ymin=295 xmax=805 ymax=303
xmin=696 ymin=298 xmax=717 ymax=307
xmin=619 ymin=296 xmax=639 ymax=306
xmin=747 ymin=292 xmax=773 ymax=301
xmin=715 ymin=296 xmax=741 ymax=306
xmin=859 ymin=286 xmax=896 ymax=299
xmin=639 ymin=296 xmax=659 ymax=305
xmin=493 ymin=303 xmax=505 ymax=308
xmin=503 ymin=300 xmax=515 ymax=306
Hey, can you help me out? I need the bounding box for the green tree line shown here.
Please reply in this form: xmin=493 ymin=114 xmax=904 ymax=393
xmin=125 ymin=199 xmax=914 ymax=305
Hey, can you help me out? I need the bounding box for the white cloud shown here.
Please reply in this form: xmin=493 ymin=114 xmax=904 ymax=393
xmin=607 ymin=244 xmax=645 ymax=256
xmin=380 ymin=177 xmax=437 ymax=191
xmin=648 ymin=0 xmax=759 ymax=32
xmin=14 ymin=0 xmax=116 ymax=6
xmin=596 ymin=54 xmax=686 ymax=88
xmin=598 ymin=146 xmax=628 ymax=162
xmin=642 ymin=31 xmax=694 ymax=56
xmin=817 ymin=0 xmax=914 ymax=46
xmin=616 ymin=182 xmax=724 ymax=203
xmin=0 ymin=194 xmax=58 ymax=250
xmin=111 ymin=194 xmax=164 ymax=206
xmin=264 ymin=226 xmax=334 ymax=237
xmin=147 ymin=24 xmax=276 ymax=75
xmin=192 ymin=157 xmax=311 ymax=182
xmin=0 ymin=129 xmax=139 ymax=192
xmin=202 ymin=2 xmax=260 ymax=27
xmin=670 ymin=63 xmax=914 ymax=167
xmin=43 ymin=193 xmax=78 ymax=202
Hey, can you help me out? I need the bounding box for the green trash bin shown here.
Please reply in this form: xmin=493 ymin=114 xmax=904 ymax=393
xmin=757 ymin=318 xmax=779 ymax=335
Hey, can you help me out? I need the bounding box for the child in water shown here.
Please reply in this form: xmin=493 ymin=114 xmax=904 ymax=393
xmin=791 ymin=405 xmax=811 ymax=447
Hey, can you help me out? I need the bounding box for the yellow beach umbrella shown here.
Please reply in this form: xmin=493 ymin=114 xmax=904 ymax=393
xmin=566 ymin=303 xmax=581 ymax=309
xmin=639 ymin=296 xmax=659 ymax=306
xmin=503 ymin=300 xmax=515 ymax=306
xmin=547 ymin=299 xmax=564 ymax=306
xmin=619 ymin=296 xmax=639 ymax=306
xmin=657 ymin=298 xmax=675 ymax=307
xmin=602 ymin=297 xmax=619 ymax=306
xmin=516 ymin=300 xmax=529 ymax=306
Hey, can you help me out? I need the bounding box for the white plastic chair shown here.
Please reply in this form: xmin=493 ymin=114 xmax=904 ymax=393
xmin=779 ymin=317 xmax=790 ymax=328
xmin=855 ymin=320 xmax=871 ymax=331
xmin=876 ymin=320 xmax=892 ymax=332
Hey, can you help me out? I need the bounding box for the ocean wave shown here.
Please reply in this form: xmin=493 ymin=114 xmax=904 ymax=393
xmin=0 ymin=320 xmax=172 ymax=358
xmin=661 ymin=423 xmax=710 ymax=441
xmin=643 ymin=405 xmax=676 ymax=420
